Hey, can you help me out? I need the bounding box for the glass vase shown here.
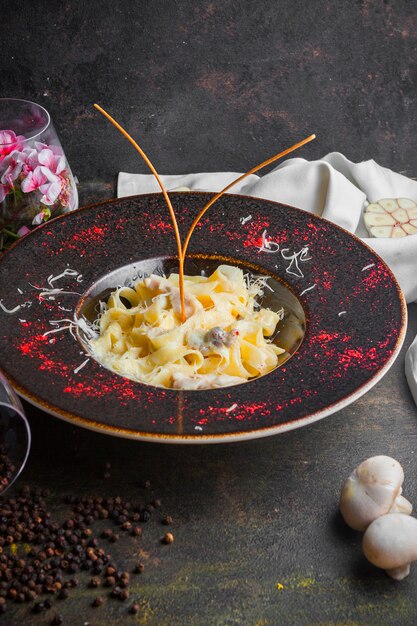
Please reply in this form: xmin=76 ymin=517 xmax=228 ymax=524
xmin=0 ymin=372 xmax=31 ymax=495
xmin=0 ymin=98 xmax=78 ymax=251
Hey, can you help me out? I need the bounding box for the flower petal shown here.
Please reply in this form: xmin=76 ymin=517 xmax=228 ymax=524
xmin=22 ymin=147 xmax=40 ymax=171
xmin=39 ymin=180 xmax=61 ymax=205
xmin=0 ymin=130 xmax=26 ymax=161
xmin=32 ymin=208 xmax=51 ymax=225
xmin=39 ymin=165 xmax=59 ymax=182
xmin=1 ymin=162 xmax=23 ymax=185
xmin=38 ymin=149 xmax=66 ymax=175
xmin=37 ymin=148 xmax=55 ymax=170
xmin=0 ymin=130 xmax=18 ymax=145
xmin=55 ymin=155 xmax=66 ymax=175
xmin=0 ymin=184 xmax=9 ymax=202
xmin=21 ymin=166 xmax=48 ymax=193
xmin=17 ymin=226 xmax=31 ymax=237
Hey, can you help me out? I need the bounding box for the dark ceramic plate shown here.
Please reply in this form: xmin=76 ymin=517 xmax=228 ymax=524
xmin=0 ymin=193 xmax=407 ymax=443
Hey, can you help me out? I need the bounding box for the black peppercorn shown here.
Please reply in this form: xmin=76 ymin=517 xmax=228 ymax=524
xmin=119 ymin=588 xmax=129 ymax=601
xmin=32 ymin=601 xmax=44 ymax=613
xmin=130 ymin=602 xmax=140 ymax=614
xmin=140 ymin=510 xmax=150 ymax=523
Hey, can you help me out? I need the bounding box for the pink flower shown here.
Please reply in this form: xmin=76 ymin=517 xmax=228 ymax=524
xmin=0 ymin=137 xmax=69 ymax=208
xmin=21 ymin=165 xmax=61 ymax=205
xmin=0 ymin=130 xmax=26 ymax=162
xmin=21 ymin=147 xmax=39 ymax=173
xmin=39 ymin=177 xmax=62 ymax=205
xmin=32 ymin=208 xmax=51 ymax=225
xmin=0 ymin=180 xmax=13 ymax=202
xmin=17 ymin=225 xmax=31 ymax=237
xmin=37 ymin=148 xmax=66 ymax=176
xmin=34 ymin=141 xmax=63 ymax=156
xmin=0 ymin=150 xmax=25 ymax=185
xmin=20 ymin=165 xmax=50 ymax=194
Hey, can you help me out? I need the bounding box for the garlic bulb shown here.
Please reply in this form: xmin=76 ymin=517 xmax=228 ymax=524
xmin=364 ymin=198 xmax=417 ymax=238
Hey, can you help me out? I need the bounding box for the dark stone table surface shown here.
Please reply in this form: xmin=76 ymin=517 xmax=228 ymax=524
xmin=2 ymin=1 xmax=417 ymax=624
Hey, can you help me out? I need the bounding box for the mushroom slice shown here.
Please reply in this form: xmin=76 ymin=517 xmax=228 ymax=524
xmin=339 ymin=455 xmax=412 ymax=531
xmin=363 ymin=514 xmax=417 ymax=580
xmin=364 ymin=198 xmax=417 ymax=238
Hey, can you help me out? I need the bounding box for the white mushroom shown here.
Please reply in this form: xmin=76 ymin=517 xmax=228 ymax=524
xmin=339 ymin=456 xmax=412 ymax=531
xmin=144 ymin=274 xmax=202 ymax=319
xmin=363 ymin=514 xmax=417 ymax=580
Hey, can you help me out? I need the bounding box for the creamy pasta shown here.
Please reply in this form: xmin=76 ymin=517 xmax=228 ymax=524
xmin=90 ymin=264 xmax=284 ymax=389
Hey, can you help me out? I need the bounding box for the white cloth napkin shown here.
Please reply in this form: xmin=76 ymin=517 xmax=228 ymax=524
xmin=118 ymin=152 xmax=417 ymax=404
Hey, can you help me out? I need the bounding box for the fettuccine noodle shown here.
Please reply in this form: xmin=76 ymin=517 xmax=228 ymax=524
xmin=90 ymin=265 xmax=284 ymax=389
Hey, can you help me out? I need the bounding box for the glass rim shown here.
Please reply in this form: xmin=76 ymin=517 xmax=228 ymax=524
xmin=0 ymin=98 xmax=51 ymax=145
xmin=0 ymin=400 xmax=31 ymax=494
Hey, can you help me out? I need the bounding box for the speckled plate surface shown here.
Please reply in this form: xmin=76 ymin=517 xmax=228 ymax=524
xmin=0 ymin=193 xmax=407 ymax=443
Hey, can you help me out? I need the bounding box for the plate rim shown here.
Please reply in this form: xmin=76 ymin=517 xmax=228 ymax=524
xmin=0 ymin=192 xmax=408 ymax=444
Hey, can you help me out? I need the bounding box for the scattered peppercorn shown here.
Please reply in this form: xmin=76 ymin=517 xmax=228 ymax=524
xmin=0 ymin=484 xmax=174 ymax=618
xmin=92 ymin=595 xmax=105 ymax=607
xmin=0 ymin=445 xmax=15 ymax=494
xmin=32 ymin=601 xmax=44 ymax=613
xmin=162 ymin=515 xmax=173 ymax=526
xmin=162 ymin=532 xmax=174 ymax=545
xmin=130 ymin=601 xmax=140 ymax=614
xmin=140 ymin=510 xmax=151 ymax=523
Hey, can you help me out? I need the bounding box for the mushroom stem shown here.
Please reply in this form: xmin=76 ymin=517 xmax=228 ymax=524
xmin=391 ymin=493 xmax=413 ymax=516
xmin=385 ymin=565 xmax=411 ymax=581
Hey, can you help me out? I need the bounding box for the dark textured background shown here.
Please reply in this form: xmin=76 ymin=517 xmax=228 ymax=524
xmin=2 ymin=1 xmax=417 ymax=624
xmin=3 ymin=0 xmax=417 ymax=188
